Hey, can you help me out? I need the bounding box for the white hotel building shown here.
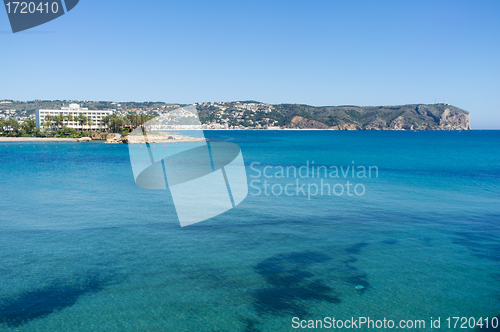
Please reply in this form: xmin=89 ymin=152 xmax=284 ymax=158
xmin=36 ymin=104 xmax=114 ymax=130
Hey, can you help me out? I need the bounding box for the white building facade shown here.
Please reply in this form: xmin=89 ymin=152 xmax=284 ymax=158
xmin=36 ymin=104 xmax=114 ymax=130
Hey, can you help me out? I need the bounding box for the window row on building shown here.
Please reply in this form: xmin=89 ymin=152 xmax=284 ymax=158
xmin=36 ymin=104 xmax=114 ymax=130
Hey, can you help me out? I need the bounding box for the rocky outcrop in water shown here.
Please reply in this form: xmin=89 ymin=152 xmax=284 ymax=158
xmin=101 ymin=133 xmax=205 ymax=144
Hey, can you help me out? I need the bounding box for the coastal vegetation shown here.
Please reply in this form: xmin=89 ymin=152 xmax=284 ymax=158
xmin=0 ymin=100 xmax=471 ymax=136
xmin=0 ymin=114 xmax=155 ymax=138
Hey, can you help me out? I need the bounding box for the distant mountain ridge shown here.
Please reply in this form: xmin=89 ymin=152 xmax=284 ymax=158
xmin=0 ymin=100 xmax=471 ymax=130
xmin=196 ymin=102 xmax=471 ymax=130
xmin=272 ymin=103 xmax=470 ymax=130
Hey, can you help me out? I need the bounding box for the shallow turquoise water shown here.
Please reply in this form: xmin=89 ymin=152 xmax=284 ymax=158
xmin=0 ymin=131 xmax=499 ymax=331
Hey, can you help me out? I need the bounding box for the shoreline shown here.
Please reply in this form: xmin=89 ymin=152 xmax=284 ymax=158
xmin=0 ymin=137 xmax=78 ymax=142
xmin=0 ymin=129 xmax=483 ymax=144
xmin=0 ymin=130 xmax=482 ymax=143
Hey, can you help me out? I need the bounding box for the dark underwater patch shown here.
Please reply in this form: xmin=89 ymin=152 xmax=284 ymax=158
xmin=242 ymin=318 xmax=263 ymax=332
xmin=345 ymin=242 xmax=369 ymax=255
xmin=252 ymin=251 xmax=340 ymax=317
xmin=0 ymin=274 xmax=114 ymax=327
xmin=381 ymin=239 xmax=399 ymax=245
xmin=452 ymin=215 xmax=500 ymax=263
xmin=247 ymin=242 xmax=372 ymax=325
xmin=252 ymin=279 xmax=340 ymax=317
xmin=453 ymin=231 xmax=500 ymax=262
xmin=419 ymin=237 xmax=432 ymax=246
xmin=340 ymin=245 xmax=371 ymax=294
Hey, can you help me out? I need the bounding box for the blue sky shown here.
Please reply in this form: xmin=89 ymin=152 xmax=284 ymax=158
xmin=1 ymin=0 xmax=499 ymax=128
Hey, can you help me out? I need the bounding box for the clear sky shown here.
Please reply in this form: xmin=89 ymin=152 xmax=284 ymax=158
xmin=1 ymin=0 xmax=499 ymax=129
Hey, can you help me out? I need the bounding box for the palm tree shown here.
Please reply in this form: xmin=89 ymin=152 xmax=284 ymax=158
xmin=0 ymin=118 xmax=5 ymax=135
xmin=7 ymin=118 xmax=20 ymax=134
xmin=140 ymin=114 xmax=149 ymax=127
xmin=21 ymin=119 xmax=36 ymax=134
xmin=102 ymin=115 xmax=112 ymax=132
xmin=65 ymin=115 xmax=73 ymax=128
xmin=123 ymin=114 xmax=131 ymax=129
xmin=125 ymin=114 xmax=140 ymax=129
xmin=77 ymin=114 xmax=88 ymax=132
xmin=103 ymin=114 xmax=122 ymax=133
xmin=114 ymin=117 xmax=124 ymax=133
xmin=41 ymin=121 xmax=50 ymax=133
xmin=55 ymin=114 xmax=64 ymax=129
xmin=44 ymin=115 xmax=53 ymax=130
xmin=87 ymin=117 xmax=94 ymax=131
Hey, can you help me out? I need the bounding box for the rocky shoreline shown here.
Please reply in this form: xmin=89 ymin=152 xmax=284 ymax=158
xmin=85 ymin=132 xmax=205 ymax=144
xmin=287 ymin=105 xmax=471 ymax=131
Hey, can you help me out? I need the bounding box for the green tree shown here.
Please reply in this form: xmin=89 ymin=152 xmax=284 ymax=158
xmin=22 ymin=119 xmax=36 ymax=134
xmin=7 ymin=119 xmax=20 ymax=133
xmin=44 ymin=115 xmax=51 ymax=129
xmin=41 ymin=120 xmax=51 ymax=132
xmin=65 ymin=115 xmax=73 ymax=127
xmin=103 ymin=114 xmax=123 ymax=133
xmin=55 ymin=114 xmax=64 ymax=129
xmin=87 ymin=117 xmax=94 ymax=131
xmin=124 ymin=114 xmax=135 ymax=129
xmin=111 ymin=116 xmax=124 ymax=133
xmin=102 ymin=115 xmax=112 ymax=131
xmin=0 ymin=118 xmax=5 ymax=134
xmin=44 ymin=115 xmax=57 ymax=130
xmin=77 ymin=114 xmax=88 ymax=132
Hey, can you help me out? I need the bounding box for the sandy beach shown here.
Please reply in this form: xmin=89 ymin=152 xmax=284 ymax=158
xmin=0 ymin=135 xmax=204 ymax=143
xmin=0 ymin=137 xmax=78 ymax=142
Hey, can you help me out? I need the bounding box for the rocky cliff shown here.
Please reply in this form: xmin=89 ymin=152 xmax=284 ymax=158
xmin=275 ymin=103 xmax=470 ymax=130
xmin=289 ymin=116 xmax=329 ymax=129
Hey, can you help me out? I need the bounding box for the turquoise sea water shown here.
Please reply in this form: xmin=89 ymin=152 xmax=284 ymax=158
xmin=0 ymin=131 xmax=499 ymax=331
